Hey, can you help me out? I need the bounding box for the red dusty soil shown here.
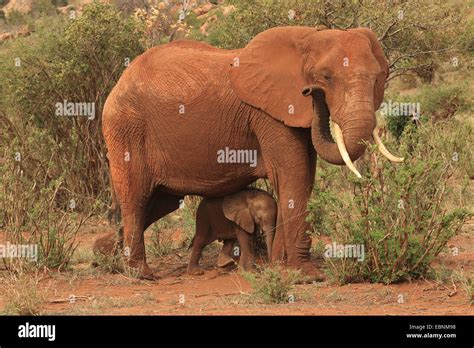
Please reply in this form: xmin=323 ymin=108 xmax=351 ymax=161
xmin=0 ymin=217 xmax=473 ymax=315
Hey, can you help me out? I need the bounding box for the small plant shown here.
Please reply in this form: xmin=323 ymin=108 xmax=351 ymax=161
xmin=144 ymin=196 xmax=200 ymax=257
xmin=465 ymin=279 xmax=473 ymax=306
xmin=1 ymin=153 xmax=88 ymax=270
xmin=453 ymin=270 xmax=473 ymax=306
xmin=310 ymin=239 xmax=326 ymax=258
xmin=385 ymin=111 xmax=414 ymax=140
xmin=92 ymin=251 xmax=124 ymax=274
xmin=147 ymin=225 xmax=175 ymax=258
xmin=1 ymin=265 xmax=46 ymax=315
xmin=242 ymin=265 xmax=304 ymax=304
xmin=326 ymin=290 xmax=344 ymax=303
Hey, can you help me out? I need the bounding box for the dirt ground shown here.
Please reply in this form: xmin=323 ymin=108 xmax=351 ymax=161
xmin=0 ymin=218 xmax=473 ymax=315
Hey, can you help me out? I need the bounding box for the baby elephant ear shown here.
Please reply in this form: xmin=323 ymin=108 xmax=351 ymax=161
xmin=223 ymin=195 xmax=255 ymax=234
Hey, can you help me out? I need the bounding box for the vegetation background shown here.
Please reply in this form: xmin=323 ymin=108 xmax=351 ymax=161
xmin=0 ymin=0 xmax=472 ymax=309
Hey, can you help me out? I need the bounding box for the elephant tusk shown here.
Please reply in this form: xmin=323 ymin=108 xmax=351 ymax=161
xmin=332 ymin=122 xmax=362 ymax=178
xmin=372 ymin=128 xmax=404 ymax=163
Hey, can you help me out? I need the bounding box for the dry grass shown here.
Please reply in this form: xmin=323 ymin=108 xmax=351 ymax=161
xmin=0 ymin=265 xmax=47 ymax=315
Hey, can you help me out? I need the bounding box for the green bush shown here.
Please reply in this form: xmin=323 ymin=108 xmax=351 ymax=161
xmin=385 ymin=113 xmax=413 ymax=140
xmin=418 ymin=84 xmax=471 ymax=122
xmin=307 ymin=121 xmax=471 ymax=284
xmin=145 ymin=195 xmax=200 ymax=256
xmin=4 ymin=9 xmax=28 ymax=25
xmin=306 ymin=163 xmax=340 ymax=236
xmin=0 ymin=2 xmax=145 ymax=209
xmin=31 ymin=0 xmax=57 ymax=17
xmin=178 ymin=196 xmax=200 ymax=247
xmin=243 ymin=265 xmax=304 ymax=304
xmin=384 ymin=81 xmax=471 ymax=138
xmin=0 ymin=2 xmax=146 ymax=270
xmin=0 ymin=142 xmax=88 ymax=270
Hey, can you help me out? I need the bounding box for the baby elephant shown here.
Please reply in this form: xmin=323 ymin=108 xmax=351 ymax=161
xmin=188 ymin=189 xmax=277 ymax=275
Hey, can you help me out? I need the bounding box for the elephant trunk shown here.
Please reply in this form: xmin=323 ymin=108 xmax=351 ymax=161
xmin=311 ymin=112 xmax=375 ymax=163
xmin=304 ymin=86 xmax=375 ymax=173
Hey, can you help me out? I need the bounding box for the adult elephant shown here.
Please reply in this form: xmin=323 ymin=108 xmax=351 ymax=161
xmin=102 ymin=26 xmax=402 ymax=280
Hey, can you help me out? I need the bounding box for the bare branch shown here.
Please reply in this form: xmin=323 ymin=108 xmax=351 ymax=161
xmin=378 ymin=19 xmax=398 ymax=41
xmin=389 ymin=47 xmax=453 ymax=69
xmin=386 ymin=28 xmax=402 ymax=38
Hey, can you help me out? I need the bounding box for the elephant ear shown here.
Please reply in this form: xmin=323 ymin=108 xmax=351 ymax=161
xmin=230 ymin=26 xmax=317 ymax=128
xmin=222 ymin=195 xmax=255 ymax=234
xmin=350 ymin=28 xmax=389 ymax=110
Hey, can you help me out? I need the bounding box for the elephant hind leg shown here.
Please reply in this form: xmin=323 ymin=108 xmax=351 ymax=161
xmin=120 ymin=205 xmax=152 ymax=279
xmin=217 ymin=239 xmax=236 ymax=267
xmin=120 ymin=192 xmax=183 ymax=280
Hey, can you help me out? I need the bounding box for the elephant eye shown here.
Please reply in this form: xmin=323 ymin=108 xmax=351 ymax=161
xmin=313 ymin=70 xmax=332 ymax=84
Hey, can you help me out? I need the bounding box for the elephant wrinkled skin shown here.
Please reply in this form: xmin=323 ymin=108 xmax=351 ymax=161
xmin=102 ymin=26 xmax=397 ymax=280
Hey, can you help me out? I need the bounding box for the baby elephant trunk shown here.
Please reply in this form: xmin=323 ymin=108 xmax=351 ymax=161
xmin=265 ymin=231 xmax=274 ymax=262
xmin=261 ymin=220 xmax=276 ymax=262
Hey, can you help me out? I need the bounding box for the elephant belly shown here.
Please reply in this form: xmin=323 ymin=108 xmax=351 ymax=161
xmin=106 ymin=46 xmax=268 ymax=198
xmin=146 ymin=100 xmax=268 ymax=198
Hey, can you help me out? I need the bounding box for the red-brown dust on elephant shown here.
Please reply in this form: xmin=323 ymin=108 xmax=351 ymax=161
xmin=102 ymin=26 xmax=403 ymax=280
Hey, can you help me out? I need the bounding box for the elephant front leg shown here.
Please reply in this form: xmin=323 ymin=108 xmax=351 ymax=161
xmin=277 ymin=183 xmax=324 ymax=282
xmin=265 ymin=170 xmax=311 ymax=268
xmin=236 ymin=231 xmax=255 ymax=271
xmin=187 ymin=242 xmax=206 ymax=275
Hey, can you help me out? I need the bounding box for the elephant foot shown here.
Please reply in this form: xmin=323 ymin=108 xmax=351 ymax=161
xmin=187 ymin=266 xmax=205 ymax=275
xmin=217 ymin=253 xmax=235 ymax=268
xmin=290 ymin=261 xmax=326 ymax=283
xmin=125 ymin=260 xmax=156 ymax=280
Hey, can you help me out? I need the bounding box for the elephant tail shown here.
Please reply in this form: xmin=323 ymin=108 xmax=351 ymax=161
xmin=105 ymin=153 xmax=121 ymax=226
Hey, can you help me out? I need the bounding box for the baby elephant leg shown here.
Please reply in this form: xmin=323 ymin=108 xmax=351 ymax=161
xmin=217 ymin=239 xmax=236 ymax=267
xmin=188 ymin=235 xmax=207 ymax=275
xmin=236 ymin=231 xmax=255 ymax=271
xmin=187 ymin=205 xmax=213 ymax=275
